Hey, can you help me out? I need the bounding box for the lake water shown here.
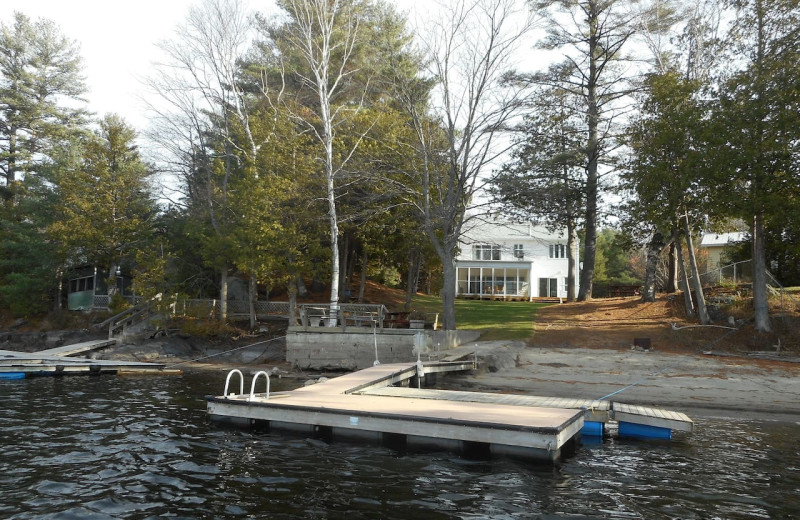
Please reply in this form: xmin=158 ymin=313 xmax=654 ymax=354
xmin=1 ymin=372 xmax=798 ymax=519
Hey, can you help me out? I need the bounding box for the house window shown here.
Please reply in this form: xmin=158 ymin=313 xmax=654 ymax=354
xmin=513 ymin=244 xmax=524 ymax=258
xmin=69 ymin=276 xmax=95 ymax=293
xmin=472 ymin=244 xmax=500 ymax=260
xmin=549 ymin=244 xmax=566 ymax=259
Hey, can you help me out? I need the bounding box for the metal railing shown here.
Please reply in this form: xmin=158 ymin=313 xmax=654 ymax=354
xmin=695 ymin=260 xmax=754 ymax=287
xmin=296 ymin=303 xmax=389 ymax=331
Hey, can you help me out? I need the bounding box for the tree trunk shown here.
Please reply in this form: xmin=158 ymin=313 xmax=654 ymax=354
xmin=642 ymin=231 xmax=664 ymax=302
xmin=578 ymin=222 xmax=596 ymax=301
xmin=248 ymin=274 xmax=257 ymax=330
xmin=296 ymin=275 xmax=309 ymax=298
xmin=440 ymin=255 xmax=457 ymax=331
xmin=683 ymin=214 xmax=709 ymax=324
xmin=751 ymin=212 xmax=772 ymax=332
xmin=674 ymin=227 xmax=695 ymax=319
xmin=339 ymin=233 xmax=349 ymax=300
xmin=219 ymin=264 xmax=228 ymax=323
xmin=566 ymin=221 xmax=578 ymax=301
xmin=405 ymin=249 xmax=422 ymax=311
xmin=346 ymin=247 xmax=357 ymax=297
xmin=54 ymin=273 xmax=63 ymax=310
xmin=666 ymin=238 xmax=677 ymax=293
xmin=358 ymin=249 xmax=368 ymax=303
xmin=579 ymin=0 xmax=600 ymax=302
xmin=107 ymin=263 xmax=119 ymax=297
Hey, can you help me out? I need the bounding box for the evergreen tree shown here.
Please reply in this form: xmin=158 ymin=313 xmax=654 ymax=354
xmin=50 ymin=115 xmax=156 ymax=296
xmin=530 ymin=0 xmax=673 ymax=300
xmin=492 ymin=86 xmax=585 ymax=301
xmin=711 ymin=0 xmax=800 ymax=332
xmin=0 ymin=12 xmax=87 ymax=194
xmin=0 ymin=12 xmax=88 ymax=314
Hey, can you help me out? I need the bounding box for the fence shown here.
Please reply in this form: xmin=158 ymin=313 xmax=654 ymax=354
xmin=171 ymin=299 xmax=291 ymax=319
xmin=92 ymin=295 xmax=291 ymax=319
xmin=92 ymin=294 xmax=138 ymax=309
xmin=689 ymin=259 xmax=799 ymax=314
xmin=696 ymin=260 xmax=754 ymax=287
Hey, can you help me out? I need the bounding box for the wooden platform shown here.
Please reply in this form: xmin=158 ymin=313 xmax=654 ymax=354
xmin=33 ymin=339 xmax=118 ymax=357
xmin=0 ymin=340 xmax=168 ymax=376
xmin=613 ymin=403 xmax=694 ymax=433
xmin=207 ymin=362 xmax=585 ymax=462
xmin=360 ymin=387 xmax=693 ymax=435
xmin=361 ymin=387 xmax=612 ymax=422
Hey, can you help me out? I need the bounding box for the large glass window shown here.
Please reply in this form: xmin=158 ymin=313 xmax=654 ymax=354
xmin=469 ymin=273 xmax=482 ymax=293
xmin=457 ymin=267 xmax=530 ymax=296
xmin=457 ymin=268 xmax=469 ymax=295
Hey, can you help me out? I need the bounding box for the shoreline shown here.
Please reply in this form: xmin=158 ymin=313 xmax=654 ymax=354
xmin=436 ymin=341 xmax=800 ymax=423
xmin=10 ymin=332 xmax=799 ymax=423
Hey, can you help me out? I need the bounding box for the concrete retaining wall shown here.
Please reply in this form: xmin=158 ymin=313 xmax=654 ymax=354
xmin=286 ymin=329 xmax=481 ymax=370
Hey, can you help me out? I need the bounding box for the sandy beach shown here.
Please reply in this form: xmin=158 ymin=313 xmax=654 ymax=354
xmin=438 ymin=340 xmax=800 ymax=422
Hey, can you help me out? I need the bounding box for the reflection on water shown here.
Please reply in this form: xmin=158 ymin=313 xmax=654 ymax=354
xmin=0 ymin=372 xmax=798 ymax=519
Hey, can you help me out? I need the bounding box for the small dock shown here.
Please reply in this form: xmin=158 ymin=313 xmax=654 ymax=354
xmin=0 ymin=339 xmax=171 ymax=377
xmin=208 ymin=362 xmax=586 ymax=462
xmin=208 ymin=362 xmax=694 ymax=462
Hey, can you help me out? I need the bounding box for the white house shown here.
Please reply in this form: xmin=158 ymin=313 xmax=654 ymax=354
xmin=455 ymin=220 xmax=579 ymax=300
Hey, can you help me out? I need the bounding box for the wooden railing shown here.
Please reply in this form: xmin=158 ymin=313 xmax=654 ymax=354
xmin=96 ymin=294 xmax=162 ymax=339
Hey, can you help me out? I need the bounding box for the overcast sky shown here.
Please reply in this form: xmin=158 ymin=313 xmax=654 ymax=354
xmin=1 ymin=1 xmax=431 ymax=133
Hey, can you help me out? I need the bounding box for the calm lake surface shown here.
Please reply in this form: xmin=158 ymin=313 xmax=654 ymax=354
xmin=1 ymin=372 xmax=798 ymax=519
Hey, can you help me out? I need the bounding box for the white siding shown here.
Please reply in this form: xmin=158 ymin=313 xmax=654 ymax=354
xmin=456 ymin=220 xmax=578 ymax=299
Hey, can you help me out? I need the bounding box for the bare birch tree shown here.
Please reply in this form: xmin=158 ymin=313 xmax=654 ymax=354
xmin=274 ymin=0 xmax=376 ymax=319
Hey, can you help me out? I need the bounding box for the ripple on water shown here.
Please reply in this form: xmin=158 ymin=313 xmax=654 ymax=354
xmin=0 ymin=373 xmax=798 ymax=519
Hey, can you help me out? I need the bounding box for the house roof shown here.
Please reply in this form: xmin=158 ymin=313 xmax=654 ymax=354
xmin=700 ymin=232 xmax=747 ymax=247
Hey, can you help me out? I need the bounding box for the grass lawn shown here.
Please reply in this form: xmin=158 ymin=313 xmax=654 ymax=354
xmin=411 ymin=295 xmax=551 ymax=341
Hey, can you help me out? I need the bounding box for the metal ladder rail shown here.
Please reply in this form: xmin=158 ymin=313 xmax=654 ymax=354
xmin=223 ymin=369 xmax=244 ymax=398
xmin=248 ymin=371 xmax=271 ymax=401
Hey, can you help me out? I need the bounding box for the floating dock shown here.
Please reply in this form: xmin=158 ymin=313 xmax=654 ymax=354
xmin=0 ymin=339 xmax=171 ymax=377
xmin=209 ymin=362 xmax=579 ymax=462
xmin=208 ymin=361 xmax=693 ymax=462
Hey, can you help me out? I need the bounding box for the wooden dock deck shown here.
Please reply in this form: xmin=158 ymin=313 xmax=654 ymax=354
xmin=208 ymin=362 xmax=585 ymax=462
xmin=361 ymin=386 xmax=612 ymax=422
xmin=360 ymin=386 xmax=693 ymax=438
xmin=0 ymin=339 xmax=169 ymax=377
xmin=32 ymin=339 xmax=118 ymax=357
xmin=613 ymin=402 xmax=693 ymax=438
